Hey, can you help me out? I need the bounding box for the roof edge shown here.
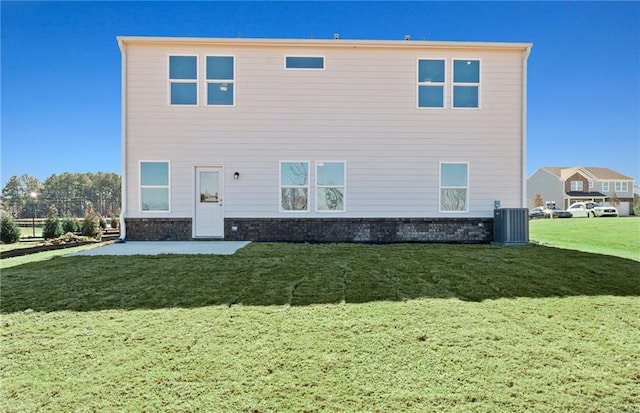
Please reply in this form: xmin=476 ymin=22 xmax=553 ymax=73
xmin=116 ymin=36 xmax=532 ymax=51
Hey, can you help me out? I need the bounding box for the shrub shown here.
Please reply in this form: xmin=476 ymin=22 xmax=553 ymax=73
xmin=81 ymin=202 xmax=102 ymax=239
xmin=99 ymin=217 xmax=108 ymax=230
xmin=110 ymin=215 xmax=119 ymax=229
xmin=42 ymin=205 xmax=64 ymax=240
xmin=62 ymin=217 xmax=79 ymax=233
xmin=0 ymin=215 xmax=22 ymax=244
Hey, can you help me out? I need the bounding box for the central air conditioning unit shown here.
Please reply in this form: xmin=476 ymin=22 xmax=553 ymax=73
xmin=493 ymin=208 xmax=529 ymax=246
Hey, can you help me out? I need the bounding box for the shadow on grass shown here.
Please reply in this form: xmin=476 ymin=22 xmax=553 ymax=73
xmin=1 ymin=243 xmax=639 ymax=313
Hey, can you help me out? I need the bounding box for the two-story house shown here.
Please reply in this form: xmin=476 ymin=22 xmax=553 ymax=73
xmin=527 ymin=167 xmax=635 ymax=215
xmin=117 ymin=36 xmax=532 ymax=242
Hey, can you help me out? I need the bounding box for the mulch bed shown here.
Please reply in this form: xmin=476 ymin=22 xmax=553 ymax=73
xmin=1 ymin=233 xmax=120 ymax=259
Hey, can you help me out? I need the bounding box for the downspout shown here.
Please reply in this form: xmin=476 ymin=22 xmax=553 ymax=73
xmin=117 ymin=38 xmax=127 ymax=241
xmin=521 ymin=45 xmax=532 ymax=207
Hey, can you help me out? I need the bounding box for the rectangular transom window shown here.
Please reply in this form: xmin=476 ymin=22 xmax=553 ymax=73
xmin=440 ymin=163 xmax=468 ymax=212
xmin=169 ymin=56 xmax=197 ymax=105
xmin=418 ymin=59 xmax=445 ymax=108
xmin=280 ymin=162 xmax=309 ymax=211
xmin=207 ymin=56 xmax=234 ymax=106
xmin=286 ymin=56 xmax=324 ymax=69
xmin=140 ymin=162 xmax=169 ymax=211
xmin=453 ymin=59 xmax=480 ymax=108
xmin=316 ymin=162 xmax=345 ymax=212
xmin=570 ymin=181 xmax=583 ymax=191
xmin=615 ymin=182 xmax=628 ymax=192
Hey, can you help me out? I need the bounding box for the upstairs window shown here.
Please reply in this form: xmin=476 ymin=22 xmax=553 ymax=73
xmin=316 ymin=162 xmax=345 ymax=212
xmin=169 ymin=56 xmax=197 ymax=105
xmin=602 ymin=182 xmax=610 ymax=192
xmin=286 ymin=56 xmax=324 ymax=69
xmin=570 ymin=181 xmax=583 ymax=191
xmin=140 ymin=162 xmax=169 ymax=211
xmin=453 ymin=59 xmax=480 ymax=108
xmin=615 ymin=182 xmax=628 ymax=192
xmin=418 ymin=59 xmax=445 ymax=108
xmin=280 ymin=162 xmax=309 ymax=211
xmin=207 ymin=56 xmax=235 ymax=106
xmin=440 ymin=163 xmax=468 ymax=212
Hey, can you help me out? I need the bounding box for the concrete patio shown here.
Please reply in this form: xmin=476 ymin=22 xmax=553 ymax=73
xmin=65 ymin=241 xmax=251 ymax=256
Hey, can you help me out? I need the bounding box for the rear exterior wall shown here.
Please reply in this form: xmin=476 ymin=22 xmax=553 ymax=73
xmin=122 ymin=40 xmax=526 ymax=241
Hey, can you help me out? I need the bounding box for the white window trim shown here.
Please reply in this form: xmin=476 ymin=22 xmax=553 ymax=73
xmin=279 ymin=161 xmax=310 ymax=213
xmin=315 ymin=161 xmax=347 ymax=213
xmin=571 ymin=181 xmax=584 ymax=191
xmin=602 ymin=182 xmax=610 ymax=192
xmin=615 ymin=181 xmax=628 ymax=192
xmin=284 ymin=55 xmax=326 ymax=70
xmin=168 ymin=54 xmax=198 ymax=107
xmin=439 ymin=162 xmax=469 ymax=213
xmin=417 ymin=58 xmax=446 ymax=110
xmin=451 ymin=58 xmax=481 ymax=110
xmin=588 ymin=180 xmax=594 ymax=190
xmin=206 ymin=55 xmax=236 ymax=107
xmin=139 ymin=160 xmax=171 ymax=213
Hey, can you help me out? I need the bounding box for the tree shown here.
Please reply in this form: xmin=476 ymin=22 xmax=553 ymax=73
xmin=0 ymin=174 xmax=42 ymax=218
xmin=42 ymin=205 xmax=63 ymax=240
xmin=4 ymin=171 xmax=121 ymax=219
xmin=1 ymin=214 xmax=22 ymax=244
xmin=1 ymin=176 xmax=23 ymax=217
xmin=533 ymin=193 xmax=544 ymax=208
xmin=81 ymin=202 xmax=102 ymax=239
xmin=609 ymin=192 xmax=620 ymax=207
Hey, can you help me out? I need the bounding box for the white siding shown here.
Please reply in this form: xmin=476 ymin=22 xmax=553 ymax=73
xmin=122 ymin=40 xmax=527 ymax=219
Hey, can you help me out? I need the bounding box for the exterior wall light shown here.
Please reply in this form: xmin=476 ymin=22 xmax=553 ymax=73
xmin=233 ymin=172 xmax=240 ymax=180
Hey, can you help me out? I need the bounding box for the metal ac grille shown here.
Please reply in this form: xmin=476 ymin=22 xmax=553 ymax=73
xmin=493 ymin=208 xmax=529 ymax=245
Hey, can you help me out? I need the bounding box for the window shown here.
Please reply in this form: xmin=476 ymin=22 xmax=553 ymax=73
xmin=615 ymin=182 xmax=628 ymax=192
xmin=602 ymin=182 xmax=610 ymax=192
xmin=280 ymin=162 xmax=309 ymax=211
xmin=440 ymin=163 xmax=468 ymax=212
xmin=588 ymin=180 xmax=594 ymax=190
xmin=207 ymin=56 xmax=234 ymax=106
xmin=140 ymin=162 xmax=169 ymax=211
xmin=169 ymin=56 xmax=197 ymax=105
xmin=570 ymin=181 xmax=583 ymax=191
xmin=286 ymin=56 xmax=324 ymax=69
xmin=452 ymin=60 xmax=480 ymax=108
xmin=417 ymin=59 xmax=445 ymax=108
xmin=316 ymin=162 xmax=345 ymax=212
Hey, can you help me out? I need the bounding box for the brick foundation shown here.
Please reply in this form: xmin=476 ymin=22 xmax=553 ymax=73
xmin=125 ymin=217 xmax=494 ymax=243
xmin=224 ymin=218 xmax=493 ymax=243
xmin=125 ymin=218 xmax=192 ymax=241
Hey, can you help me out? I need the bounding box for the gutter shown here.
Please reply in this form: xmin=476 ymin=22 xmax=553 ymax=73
xmin=117 ymin=38 xmax=127 ymax=241
xmin=116 ymin=36 xmax=532 ymax=52
xmin=521 ymin=45 xmax=532 ymax=207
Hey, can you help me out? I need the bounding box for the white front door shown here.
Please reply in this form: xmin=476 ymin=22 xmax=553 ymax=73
xmin=194 ymin=167 xmax=224 ymax=237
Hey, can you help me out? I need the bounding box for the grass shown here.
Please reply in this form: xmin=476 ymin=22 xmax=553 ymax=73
xmin=2 ymin=242 xmax=639 ymax=412
xmin=529 ymin=216 xmax=640 ymax=261
xmin=0 ymin=242 xmax=108 ymax=269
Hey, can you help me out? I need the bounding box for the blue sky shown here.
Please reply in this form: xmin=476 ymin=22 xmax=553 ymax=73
xmin=1 ymin=1 xmax=639 ymax=187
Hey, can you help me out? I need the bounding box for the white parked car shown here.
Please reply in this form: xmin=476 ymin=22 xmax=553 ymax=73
xmin=567 ymin=202 xmax=618 ymax=218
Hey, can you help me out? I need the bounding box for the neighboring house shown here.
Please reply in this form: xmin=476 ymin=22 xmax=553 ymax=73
xmin=527 ymin=167 xmax=635 ymax=215
xmin=117 ymin=36 xmax=532 ymax=242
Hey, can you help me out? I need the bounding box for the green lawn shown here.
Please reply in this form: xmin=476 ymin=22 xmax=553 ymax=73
xmin=529 ymin=216 xmax=640 ymax=261
xmin=2 ymin=242 xmax=639 ymax=411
